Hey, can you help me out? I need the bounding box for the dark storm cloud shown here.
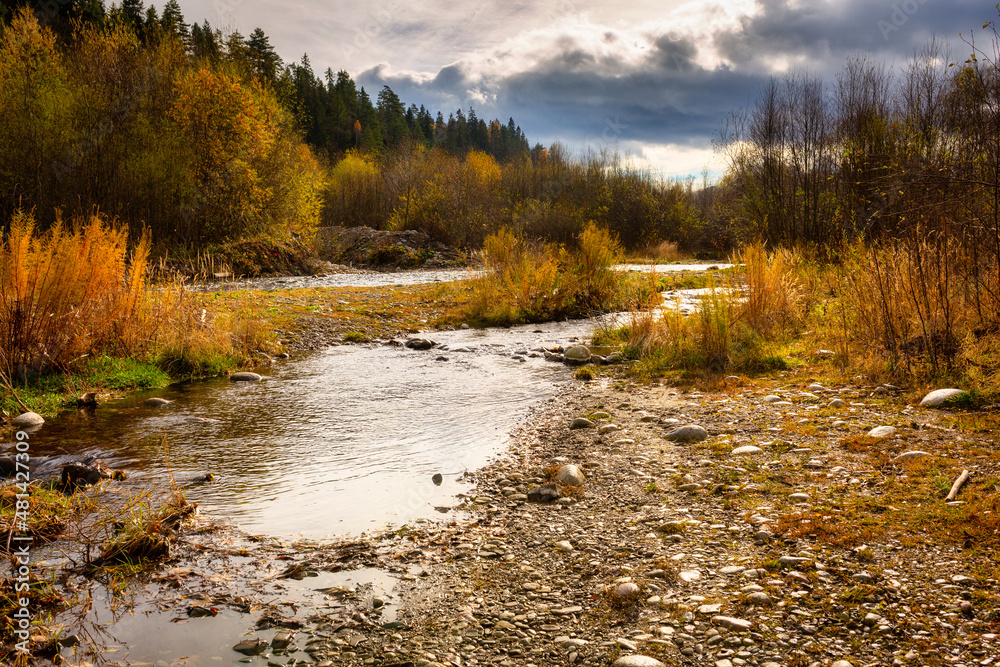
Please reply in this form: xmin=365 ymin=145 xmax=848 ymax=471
xmin=357 ymin=0 xmax=989 ymax=158
xmin=715 ymin=0 xmax=986 ymax=73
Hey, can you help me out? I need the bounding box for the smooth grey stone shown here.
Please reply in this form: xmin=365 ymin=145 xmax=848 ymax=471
xmin=144 ymin=397 xmax=172 ymax=407
xmin=867 ymin=426 xmax=897 ymax=438
xmin=230 ymin=372 xmax=263 ymax=382
xmin=527 ymin=484 xmax=560 ymax=503
xmin=919 ymin=388 xmax=965 ymax=407
xmin=404 ymin=337 xmax=435 ymax=350
xmin=665 ymin=424 xmax=708 ymax=442
xmin=713 ymin=616 xmax=752 ymax=631
xmin=555 ymin=464 xmax=585 ymax=486
xmin=563 ymin=345 xmax=592 ymax=364
xmin=12 ymin=411 xmax=44 ymax=427
xmin=612 ymin=657 xmax=665 ymax=667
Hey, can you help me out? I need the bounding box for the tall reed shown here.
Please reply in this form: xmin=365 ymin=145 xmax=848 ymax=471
xmin=0 ymin=211 xmax=150 ymax=377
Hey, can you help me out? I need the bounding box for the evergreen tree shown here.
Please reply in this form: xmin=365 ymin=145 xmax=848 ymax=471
xmin=247 ymin=27 xmax=281 ymax=83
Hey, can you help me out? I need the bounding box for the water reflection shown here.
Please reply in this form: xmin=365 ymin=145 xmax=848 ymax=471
xmin=27 ymin=322 xmax=602 ymax=539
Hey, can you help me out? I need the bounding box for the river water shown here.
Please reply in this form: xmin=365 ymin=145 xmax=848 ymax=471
xmin=17 ymin=264 xmax=724 ymax=664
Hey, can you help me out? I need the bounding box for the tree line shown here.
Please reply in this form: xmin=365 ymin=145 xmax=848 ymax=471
xmin=0 ymin=0 xmax=534 ymax=247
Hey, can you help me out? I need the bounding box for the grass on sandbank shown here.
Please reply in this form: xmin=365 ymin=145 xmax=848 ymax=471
xmin=0 ymin=212 xmax=276 ymax=419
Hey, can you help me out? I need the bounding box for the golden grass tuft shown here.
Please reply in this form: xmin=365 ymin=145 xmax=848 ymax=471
xmin=463 ymin=222 xmax=624 ymax=326
xmin=0 ymin=211 xmax=150 ymax=376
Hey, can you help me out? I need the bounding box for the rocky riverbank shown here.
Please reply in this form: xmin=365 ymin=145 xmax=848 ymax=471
xmin=101 ymin=364 xmax=999 ymax=667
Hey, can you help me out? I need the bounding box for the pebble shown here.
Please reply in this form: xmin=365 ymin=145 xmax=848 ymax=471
xmin=556 ymin=464 xmax=585 ymax=486
xmin=527 ymin=484 xmax=560 ymax=503
xmin=867 ymin=425 xmax=897 ymax=438
xmin=233 ymin=639 xmax=267 ymax=655
xmin=564 ymin=345 xmax=592 ymax=364
xmin=615 ymin=582 xmax=641 ymax=597
xmin=616 ymin=637 xmax=637 ymax=651
xmin=762 ymin=395 xmax=782 ymax=403
xmin=570 ymin=417 xmax=595 ymax=429
xmin=731 ymin=445 xmax=763 ymax=455
xmin=612 ymin=657 xmax=664 ymax=667
xmin=679 ymin=570 xmax=701 ymax=582
xmin=665 ymin=424 xmax=708 ymax=442
xmin=713 ymin=616 xmax=752 ymax=631
xmin=893 ymin=450 xmax=930 ymax=461
xmin=404 ymin=337 xmax=435 ymax=350
xmin=829 ymin=398 xmax=846 ymax=408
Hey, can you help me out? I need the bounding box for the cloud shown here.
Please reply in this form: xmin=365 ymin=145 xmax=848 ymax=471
xmin=176 ymin=0 xmax=991 ymax=174
xmin=356 ymin=0 xmax=988 ymax=174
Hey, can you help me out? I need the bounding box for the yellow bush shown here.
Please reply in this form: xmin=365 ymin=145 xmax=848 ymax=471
xmin=0 ymin=212 xmax=150 ymax=374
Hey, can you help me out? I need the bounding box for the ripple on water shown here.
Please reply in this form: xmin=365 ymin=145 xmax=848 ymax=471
xmin=26 ymin=321 xmax=595 ymax=538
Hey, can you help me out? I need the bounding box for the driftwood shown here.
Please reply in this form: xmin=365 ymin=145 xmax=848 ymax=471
xmin=946 ymin=469 xmax=970 ymax=502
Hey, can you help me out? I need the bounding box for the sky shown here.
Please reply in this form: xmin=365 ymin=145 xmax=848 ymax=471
xmin=175 ymin=0 xmax=991 ymax=177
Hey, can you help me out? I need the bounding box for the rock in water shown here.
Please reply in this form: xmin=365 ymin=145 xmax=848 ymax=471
xmin=665 ymin=424 xmax=708 ymax=442
xmin=404 ymin=338 xmax=435 ymax=350
xmin=867 ymin=426 xmax=897 ymax=438
xmin=144 ymin=397 xmax=172 ymax=407
xmin=919 ymin=388 xmax=965 ymax=407
xmin=569 ymin=417 xmax=594 ymax=430
xmin=230 ymin=372 xmax=262 ymax=382
xmin=612 ymin=656 xmax=665 ymax=667
xmin=431 ymin=473 xmax=443 ymax=485
xmin=61 ymin=463 xmax=106 ymax=488
xmin=11 ymin=411 xmax=44 ymax=428
xmin=527 ymin=484 xmax=560 ymax=503
xmin=555 ymin=464 xmax=585 ymax=486
xmin=563 ymin=345 xmax=592 ymax=365
xmin=233 ymin=639 xmax=267 ymax=656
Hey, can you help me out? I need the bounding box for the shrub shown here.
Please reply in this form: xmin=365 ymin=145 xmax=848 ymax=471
xmin=463 ymin=223 xmax=624 ymax=326
xmin=0 ymin=211 xmax=150 ymax=376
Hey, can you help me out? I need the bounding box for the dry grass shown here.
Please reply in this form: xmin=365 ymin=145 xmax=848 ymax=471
xmin=89 ymin=490 xmax=196 ymax=569
xmin=0 ymin=211 xmax=150 ymax=376
xmin=463 ymin=223 xmax=625 ymax=326
xmin=616 ymin=245 xmax=800 ymax=377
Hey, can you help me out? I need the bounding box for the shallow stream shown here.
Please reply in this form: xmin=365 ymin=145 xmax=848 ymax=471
xmin=17 ymin=264 xmax=724 ymax=664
